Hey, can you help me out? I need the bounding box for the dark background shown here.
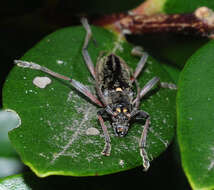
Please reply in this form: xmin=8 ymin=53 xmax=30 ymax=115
xmin=1 ymin=0 xmax=206 ymax=188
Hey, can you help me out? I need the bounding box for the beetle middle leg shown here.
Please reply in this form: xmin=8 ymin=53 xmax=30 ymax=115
xmin=139 ymin=117 xmax=151 ymax=171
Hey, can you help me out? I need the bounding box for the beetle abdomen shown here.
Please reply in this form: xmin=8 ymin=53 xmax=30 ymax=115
xmin=96 ymin=53 xmax=134 ymax=105
xmin=96 ymin=54 xmax=131 ymax=91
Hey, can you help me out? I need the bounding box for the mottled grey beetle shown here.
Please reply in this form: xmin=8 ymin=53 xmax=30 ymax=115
xmin=14 ymin=18 xmax=176 ymax=171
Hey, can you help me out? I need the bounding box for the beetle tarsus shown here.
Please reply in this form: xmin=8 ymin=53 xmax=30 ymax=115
xmin=140 ymin=146 xmax=150 ymax=171
xmin=139 ymin=117 xmax=151 ymax=171
xmin=101 ymin=141 xmax=111 ymax=156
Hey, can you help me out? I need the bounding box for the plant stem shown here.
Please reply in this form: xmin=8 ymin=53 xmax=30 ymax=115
xmin=94 ymin=7 xmax=214 ymax=39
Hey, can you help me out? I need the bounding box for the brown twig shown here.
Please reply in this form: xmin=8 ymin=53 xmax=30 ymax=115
xmin=94 ymin=7 xmax=214 ymax=39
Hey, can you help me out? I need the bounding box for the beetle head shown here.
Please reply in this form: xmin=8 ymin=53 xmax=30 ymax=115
xmin=113 ymin=122 xmax=129 ymax=137
xmin=112 ymin=105 xmax=131 ymax=137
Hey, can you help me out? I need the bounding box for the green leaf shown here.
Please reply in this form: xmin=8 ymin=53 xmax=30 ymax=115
xmin=0 ymin=172 xmax=51 ymax=190
xmin=163 ymin=0 xmax=214 ymax=14
xmin=0 ymin=157 xmax=23 ymax=178
xmin=0 ymin=110 xmax=20 ymax=157
xmin=141 ymin=0 xmax=214 ymax=15
xmin=0 ymin=110 xmax=24 ymax=177
xmin=177 ymin=40 xmax=214 ymax=190
xmin=161 ymin=63 xmax=180 ymax=84
xmin=0 ymin=173 xmax=31 ymax=190
xmin=3 ymin=25 xmax=176 ymax=177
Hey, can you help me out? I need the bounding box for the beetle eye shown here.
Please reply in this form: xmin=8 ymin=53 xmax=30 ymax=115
xmin=123 ymin=108 xmax=131 ymax=118
xmin=123 ymin=108 xmax=128 ymax=113
xmin=113 ymin=107 xmax=121 ymax=116
xmin=116 ymin=107 xmax=121 ymax=113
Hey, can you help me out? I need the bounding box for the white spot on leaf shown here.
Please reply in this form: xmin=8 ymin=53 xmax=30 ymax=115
xmin=33 ymin=76 xmax=52 ymax=88
xmin=86 ymin=127 xmax=100 ymax=136
xmin=208 ymin=161 xmax=214 ymax=171
xmin=119 ymin=159 xmax=125 ymax=167
xmin=56 ymin=60 xmax=63 ymax=64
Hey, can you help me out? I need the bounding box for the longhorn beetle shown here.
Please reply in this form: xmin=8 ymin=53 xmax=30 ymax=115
xmin=14 ymin=18 xmax=175 ymax=171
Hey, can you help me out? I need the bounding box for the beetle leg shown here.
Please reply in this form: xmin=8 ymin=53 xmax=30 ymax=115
xmin=81 ymin=18 xmax=108 ymax=106
xmin=97 ymin=111 xmax=111 ymax=156
xmin=132 ymin=77 xmax=160 ymax=105
xmin=14 ymin=60 xmax=103 ymax=107
xmin=130 ymin=109 xmax=149 ymax=120
xmin=131 ymin=46 xmax=144 ymax=57
xmin=133 ymin=80 xmax=141 ymax=109
xmin=129 ymin=109 xmax=150 ymax=170
xmin=139 ymin=117 xmax=151 ymax=171
xmin=131 ymin=52 xmax=148 ymax=83
xmin=139 ymin=77 xmax=160 ymax=99
xmin=132 ymin=77 xmax=177 ymax=106
xmin=130 ymin=109 xmax=151 ymax=171
xmin=81 ymin=17 xmax=96 ymax=79
xmin=160 ymin=82 xmax=177 ymax=90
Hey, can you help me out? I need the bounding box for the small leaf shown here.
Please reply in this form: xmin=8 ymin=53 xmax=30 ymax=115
xmin=0 ymin=157 xmax=23 ymax=178
xmin=3 ymin=26 xmax=176 ymax=177
xmin=137 ymin=0 xmax=214 ymax=15
xmin=0 ymin=110 xmax=24 ymax=177
xmin=0 ymin=172 xmax=47 ymax=190
xmin=0 ymin=173 xmax=30 ymax=190
xmin=0 ymin=110 xmax=20 ymax=157
xmin=177 ymin=40 xmax=214 ymax=190
xmin=164 ymin=0 xmax=214 ymax=14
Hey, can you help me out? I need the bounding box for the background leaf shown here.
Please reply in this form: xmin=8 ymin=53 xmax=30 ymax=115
xmin=163 ymin=0 xmax=214 ymax=14
xmin=161 ymin=63 xmax=180 ymax=84
xmin=3 ymin=25 xmax=176 ymax=177
xmin=0 ymin=110 xmax=24 ymax=178
xmin=0 ymin=110 xmax=20 ymax=157
xmin=0 ymin=173 xmax=32 ymax=190
xmin=177 ymin=40 xmax=214 ymax=189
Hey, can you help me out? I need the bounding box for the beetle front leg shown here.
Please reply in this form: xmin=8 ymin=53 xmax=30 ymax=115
xmin=139 ymin=117 xmax=151 ymax=171
xmin=14 ymin=60 xmax=103 ymax=107
xmin=97 ymin=110 xmax=111 ymax=156
xmin=130 ymin=109 xmax=151 ymax=171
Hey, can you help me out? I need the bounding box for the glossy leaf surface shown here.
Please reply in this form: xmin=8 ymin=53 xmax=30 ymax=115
xmin=177 ymin=40 xmax=214 ymax=190
xmin=3 ymin=26 xmax=176 ymax=177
